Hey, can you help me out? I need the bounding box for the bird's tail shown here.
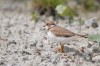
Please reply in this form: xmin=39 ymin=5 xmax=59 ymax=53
xmin=76 ymin=34 xmax=88 ymax=38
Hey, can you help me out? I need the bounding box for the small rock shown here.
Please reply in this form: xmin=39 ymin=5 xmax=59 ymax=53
xmin=91 ymin=22 xmax=98 ymax=28
xmin=83 ymin=52 xmax=92 ymax=61
xmin=92 ymin=55 xmax=100 ymax=62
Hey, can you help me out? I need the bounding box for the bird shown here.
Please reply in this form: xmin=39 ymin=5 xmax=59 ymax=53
xmin=43 ymin=20 xmax=87 ymax=53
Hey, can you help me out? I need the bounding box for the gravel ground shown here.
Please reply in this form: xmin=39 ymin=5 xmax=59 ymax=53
xmin=0 ymin=11 xmax=100 ymax=66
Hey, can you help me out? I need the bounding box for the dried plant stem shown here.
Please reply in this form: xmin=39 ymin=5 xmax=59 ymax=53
xmin=79 ymin=16 xmax=82 ymax=33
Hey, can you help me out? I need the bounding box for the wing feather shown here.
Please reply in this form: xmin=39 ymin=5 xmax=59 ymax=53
xmin=50 ymin=26 xmax=75 ymax=37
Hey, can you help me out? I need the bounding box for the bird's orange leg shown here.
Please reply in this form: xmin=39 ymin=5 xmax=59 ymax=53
xmin=60 ymin=43 xmax=64 ymax=53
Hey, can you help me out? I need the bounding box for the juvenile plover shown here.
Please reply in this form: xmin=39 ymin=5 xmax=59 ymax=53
xmin=44 ymin=20 xmax=87 ymax=53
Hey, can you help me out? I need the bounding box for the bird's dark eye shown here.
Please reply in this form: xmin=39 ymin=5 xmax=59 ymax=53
xmin=46 ymin=23 xmax=48 ymax=25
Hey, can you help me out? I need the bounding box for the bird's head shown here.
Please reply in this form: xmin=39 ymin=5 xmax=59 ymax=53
xmin=43 ymin=20 xmax=56 ymax=30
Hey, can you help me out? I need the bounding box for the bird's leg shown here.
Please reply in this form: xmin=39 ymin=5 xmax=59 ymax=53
xmin=60 ymin=43 xmax=64 ymax=53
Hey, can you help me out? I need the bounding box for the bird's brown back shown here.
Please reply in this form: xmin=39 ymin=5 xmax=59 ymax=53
xmin=49 ymin=26 xmax=76 ymax=37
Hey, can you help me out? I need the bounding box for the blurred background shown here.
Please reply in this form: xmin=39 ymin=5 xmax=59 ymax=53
xmin=0 ymin=0 xmax=100 ymax=19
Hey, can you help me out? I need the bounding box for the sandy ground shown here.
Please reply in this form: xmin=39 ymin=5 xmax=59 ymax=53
xmin=0 ymin=10 xmax=100 ymax=66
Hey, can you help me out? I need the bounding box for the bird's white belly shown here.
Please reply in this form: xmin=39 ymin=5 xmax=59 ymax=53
xmin=47 ymin=31 xmax=71 ymax=43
